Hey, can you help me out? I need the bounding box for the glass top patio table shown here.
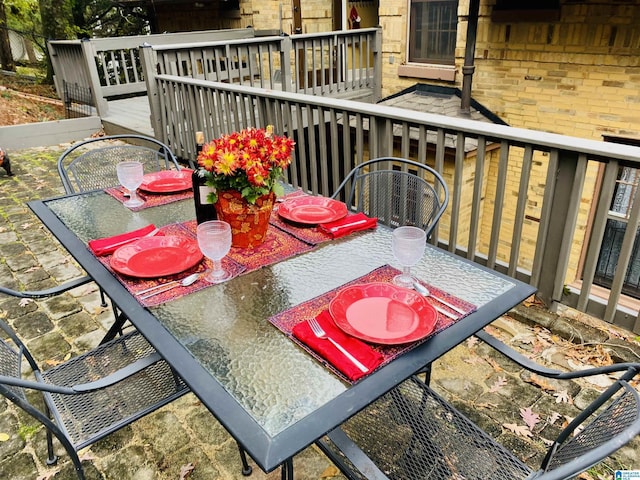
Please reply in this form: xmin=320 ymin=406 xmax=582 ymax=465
xmin=30 ymin=190 xmax=536 ymax=474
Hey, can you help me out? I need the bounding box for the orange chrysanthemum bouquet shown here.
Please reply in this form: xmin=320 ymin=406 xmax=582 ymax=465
xmin=197 ymin=126 xmax=295 ymax=205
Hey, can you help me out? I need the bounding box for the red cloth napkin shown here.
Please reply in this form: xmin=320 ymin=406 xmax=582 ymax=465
xmin=292 ymin=310 xmax=383 ymax=381
xmin=88 ymin=224 xmax=161 ymax=256
xmin=319 ymin=212 xmax=377 ymax=239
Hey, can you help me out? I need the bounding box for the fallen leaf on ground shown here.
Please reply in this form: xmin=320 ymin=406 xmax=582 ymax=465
xmin=553 ymin=389 xmax=572 ymax=404
xmin=547 ymin=412 xmax=561 ymax=425
xmin=526 ymin=375 xmax=557 ymax=392
xmin=92 ymin=306 xmax=109 ymax=315
xmin=36 ymin=471 xmax=59 ymax=480
xmin=489 ymin=376 xmax=508 ymax=393
xmin=44 ymin=359 xmax=65 ymax=367
xmin=463 ymin=355 xmax=485 ymax=365
xmin=466 ymin=336 xmax=479 ymax=348
xmin=485 ymin=357 xmax=504 ymax=372
xmin=0 ymin=433 xmax=10 ymax=441
xmin=503 ymin=423 xmax=533 ymax=437
xmin=520 ymin=407 xmax=541 ymax=430
xmin=180 ymin=463 xmax=196 ymax=479
xmin=320 ymin=465 xmax=340 ymax=477
xmin=522 ymin=295 xmax=544 ymax=307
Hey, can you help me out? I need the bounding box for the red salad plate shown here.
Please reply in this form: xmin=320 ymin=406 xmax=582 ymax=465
xmin=329 ymin=283 xmax=438 ymax=344
xmin=278 ymin=196 xmax=348 ymax=224
xmin=110 ymin=235 xmax=203 ymax=278
xmin=139 ymin=170 xmax=193 ymax=193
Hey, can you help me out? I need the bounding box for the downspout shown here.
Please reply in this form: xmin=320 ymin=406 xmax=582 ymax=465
xmin=460 ymin=0 xmax=480 ymax=115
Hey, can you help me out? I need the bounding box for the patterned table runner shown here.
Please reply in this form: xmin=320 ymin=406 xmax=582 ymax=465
xmin=96 ymin=221 xmax=314 ymax=307
xmin=269 ymin=264 xmax=477 ymax=383
xmin=105 ymin=186 xmax=193 ymax=211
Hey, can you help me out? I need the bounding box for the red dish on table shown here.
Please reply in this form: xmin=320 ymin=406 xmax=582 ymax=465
xmin=329 ymin=283 xmax=438 ymax=344
xmin=278 ymin=196 xmax=348 ymax=225
xmin=139 ymin=170 xmax=193 ymax=193
xmin=110 ymin=235 xmax=202 ymax=278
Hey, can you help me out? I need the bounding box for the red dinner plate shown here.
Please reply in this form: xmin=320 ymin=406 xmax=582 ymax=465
xmin=278 ymin=196 xmax=348 ymax=224
xmin=139 ymin=170 xmax=193 ymax=193
xmin=110 ymin=235 xmax=203 ymax=278
xmin=329 ymin=283 xmax=438 ymax=344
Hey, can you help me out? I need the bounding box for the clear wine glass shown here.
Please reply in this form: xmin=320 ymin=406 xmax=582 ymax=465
xmin=391 ymin=226 xmax=426 ymax=288
xmin=116 ymin=161 xmax=144 ymax=208
xmin=197 ymin=220 xmax=233 ymax=284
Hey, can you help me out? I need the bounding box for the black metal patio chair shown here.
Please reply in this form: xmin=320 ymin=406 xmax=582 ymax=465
xmin=331 ymin=157 xmax=449 ymax=239
xmin=57 ymin=134 xmax=182 ymax=194
xmin=0 ymin=276 xmax=93 ymax=300
xmin=318 ymin=330 xmax=640 ymax=480
xmin=0 ymin=318 xmax=189 ymax=480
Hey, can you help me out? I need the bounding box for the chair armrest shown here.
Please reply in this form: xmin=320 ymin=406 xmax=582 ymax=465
xmin=0 ymin=276 xmax=93 ymax=299
xmin=1 ymin=352 xmax=163 ymax=395
xmin=476 ymin=328 xmax=640 ymax=380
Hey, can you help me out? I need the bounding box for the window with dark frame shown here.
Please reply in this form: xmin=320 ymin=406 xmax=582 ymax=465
xmin=408 ymin=0 xmax=458 ymax=65
xmin=594 ymin=136 xmax=640 ymax=299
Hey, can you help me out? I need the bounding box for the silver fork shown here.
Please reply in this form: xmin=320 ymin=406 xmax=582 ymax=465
xmin=307 ymin=317 xmax=368 ymax=373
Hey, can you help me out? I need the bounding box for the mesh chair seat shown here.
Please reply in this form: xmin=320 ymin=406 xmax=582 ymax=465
xmin=323 ymin=377 xmax=532 ymax=480
xmin=41 ymin=331 xmax=187 ymax=449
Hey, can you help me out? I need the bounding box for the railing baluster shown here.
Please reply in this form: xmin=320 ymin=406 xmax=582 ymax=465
xmin=578 ymin=159 xmax=619 ymax=311
xmin=508 ymin=145 xmax=534 ymax=278
xmin=468 ymin=136 xmax=486 ymax=260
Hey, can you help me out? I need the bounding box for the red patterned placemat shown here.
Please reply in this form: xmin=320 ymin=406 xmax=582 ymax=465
xmin=269 ymin=264 xmax=476 ymax=383
xmin=96 ymin=222 xmax=245 ymax=307
xmin=105 ymin=186 xmax=193 ymax=211
xmin=269 ymin=210 xmax=332 ymax=245
xmin=270 ymin=191 xmax=374 ymax=245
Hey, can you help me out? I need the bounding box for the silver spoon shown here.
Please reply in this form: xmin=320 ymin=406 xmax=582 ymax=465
xmin=412 ymin=280 xmax=464 ymax=319
xmin=137 ymin=272 xmax=201 ymax=298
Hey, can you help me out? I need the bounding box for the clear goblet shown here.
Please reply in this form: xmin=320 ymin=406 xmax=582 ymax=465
xmin=116 ymin=161 xmax=145 ymax=208
xmin=391 ymin=226 xmax=426 ymax=289
xmin=197 ymin=220 xmax=233 ymax=284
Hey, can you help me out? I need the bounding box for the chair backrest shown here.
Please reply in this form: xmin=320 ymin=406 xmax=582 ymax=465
xmin=331 ymin=157 xmax=449 ymax=238
xmin=0 ymin=320 xmax=54 ymax=429
xmin=57 ymin=134 xmax=182 ymax=194
xmin=536 ymin=370 xmax=640 ymax=479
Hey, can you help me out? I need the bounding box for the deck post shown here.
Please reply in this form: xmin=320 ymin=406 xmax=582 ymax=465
xmin=372 ymin=27 xmax=382 ymax=102
xmin=80 ymin=39 xmax=109 ymax=117
xmin=139 ymin=44 xmax=162 ymax=141
xmin=280 ymin=35 xmax=293 ymax=92
xmin=535 ymin=150 xmax=584 ymax=307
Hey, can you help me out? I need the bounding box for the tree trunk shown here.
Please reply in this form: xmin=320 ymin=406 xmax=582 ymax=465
xmin=0 ymin=0 xmax=16 ymax=71
xmin=38 ymin=0 xmax=73 ymax=82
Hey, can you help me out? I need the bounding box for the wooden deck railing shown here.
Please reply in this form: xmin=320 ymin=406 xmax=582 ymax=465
xmin=145 ymin=74 xmax=640 ymax=333
xmin=47 ymin=28 xmax=261 ymax=117
xmin=48 ymin=28 xmax=381 ymax=119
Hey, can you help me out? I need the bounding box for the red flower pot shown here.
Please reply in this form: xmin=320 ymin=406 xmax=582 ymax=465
xmin=214 ymin=190 xmax=275 ymax=248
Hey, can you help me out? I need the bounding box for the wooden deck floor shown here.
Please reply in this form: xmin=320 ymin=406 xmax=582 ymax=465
xmin=101 ymin=96 xmax=153 ymax=137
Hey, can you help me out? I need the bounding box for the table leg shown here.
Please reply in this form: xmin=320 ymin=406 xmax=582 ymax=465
xmin=281 ymin=459 xmax=293 ymax=479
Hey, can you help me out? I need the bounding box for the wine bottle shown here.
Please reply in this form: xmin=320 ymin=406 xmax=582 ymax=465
xmin=192 ymin=131 xmax=217 ymax=224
